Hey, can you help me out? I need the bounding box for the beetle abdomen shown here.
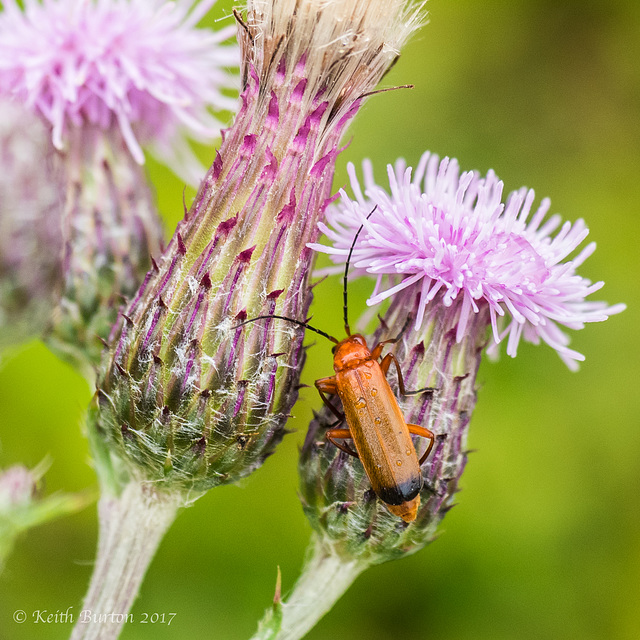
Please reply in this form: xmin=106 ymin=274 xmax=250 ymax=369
xmin=336 ymin=361 xmax=423 ymax=505
xmin=376 ymin=475 xmax=422 ymax=505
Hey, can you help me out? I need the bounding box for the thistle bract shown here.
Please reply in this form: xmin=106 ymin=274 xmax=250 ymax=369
xmin=91 ymin=0 xmax=423 ymax=494
xmin=40 ymin=126 xmax=165 ymax=376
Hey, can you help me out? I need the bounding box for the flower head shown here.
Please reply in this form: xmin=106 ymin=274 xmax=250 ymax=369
xmin=91 ymin=0 xmax=424 ymax=495
xmin=0 ymin=0 xmax=238 ymax=371
xmin=0 ymin=0 xmax=238 ymax=184
xmin=311 ymin=152 xmax=625 ymax=369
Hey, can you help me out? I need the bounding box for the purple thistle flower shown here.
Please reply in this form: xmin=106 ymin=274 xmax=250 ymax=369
xmin=311 ymin=152 xmax=625 ymax=370
xmin=0 ymin=0 xmax=238 ymax=184
xmin=0 ymin=0 xmax=239 ymax=375
xmin=295 ymin=150 xmax=624 ymax=588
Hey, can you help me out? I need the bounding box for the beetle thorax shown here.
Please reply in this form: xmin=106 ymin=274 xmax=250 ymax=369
xmin=333 ymin=334 xmax=371 ymax=371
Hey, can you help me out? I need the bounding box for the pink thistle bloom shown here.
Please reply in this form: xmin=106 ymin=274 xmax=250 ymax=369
xmin=311 ymin=152 xmax=625 ymax=370
xmin=0 ymin=0 xmax=238 ymax=184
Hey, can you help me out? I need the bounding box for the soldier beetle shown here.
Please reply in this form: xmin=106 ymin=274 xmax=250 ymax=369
xmin=237 ymin=210 xmax=435 ymax=522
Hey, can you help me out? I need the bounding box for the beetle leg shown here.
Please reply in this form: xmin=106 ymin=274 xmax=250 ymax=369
xmin=315 ymin=376 xmax=338 ymax=393
xmin=326 ymin=428 xmax=359 ymax=458
xmin=380 ymin=352 xmax=436 ymax=397
xmin=370 ymin=316 xmax=414 ymax=360
xmin=379 ymin=352 xmax=393 ymax=375
xmin=315 ymin=377 xmax=349 ymax=450
xmin=315 ymin=377 xmax=344 ymax=423
xmin=370 ymin=340 xmax=392 ymax=361
xmin=407 ymin=423 xmax=435 ymax=465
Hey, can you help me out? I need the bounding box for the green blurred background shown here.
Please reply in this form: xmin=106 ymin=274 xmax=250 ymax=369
xmin=1 ymin=0 xmax=638 ymax=638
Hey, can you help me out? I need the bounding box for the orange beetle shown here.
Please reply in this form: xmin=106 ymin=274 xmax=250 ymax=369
xmin=315 ymin=331 xmax=434 ymax=522
xmin=238 ymin=210 xmax=435 ymax=522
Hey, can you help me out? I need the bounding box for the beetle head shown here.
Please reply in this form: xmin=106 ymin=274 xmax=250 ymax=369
xmin=332 ymin=334 xmax=371 ymax=370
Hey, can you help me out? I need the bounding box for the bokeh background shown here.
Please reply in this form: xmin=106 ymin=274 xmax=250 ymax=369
xmin=1 ymin=0 xmax=638 ymax=638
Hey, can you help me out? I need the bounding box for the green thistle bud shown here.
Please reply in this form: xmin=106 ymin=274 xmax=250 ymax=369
xmin=0 ymin=100 xmax=64 ymax=351
xmin=91 ymin=0 xmax=423 ymax=495
xmin=299 ymin=285 xmax=485 ymax=565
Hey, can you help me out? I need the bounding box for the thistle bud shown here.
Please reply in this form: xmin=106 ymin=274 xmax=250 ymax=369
xmin=0 ymin=100 xmax=64 ymax=351
xmin=0 ymin=463 xmax=92 ymax=573
xmin=0 ymin=465 xmax=38 ymax=511
xmin=91 ymin=0 xmax=423 ymax=494
xmin=299 ymin=287 xmax=482 ymax=564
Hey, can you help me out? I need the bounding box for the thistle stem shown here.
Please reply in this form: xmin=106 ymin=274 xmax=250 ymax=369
xmin=70 ymin=481 xmax=179 ymax=640
xmin=251 ymin=535 xmax=366 ymax=640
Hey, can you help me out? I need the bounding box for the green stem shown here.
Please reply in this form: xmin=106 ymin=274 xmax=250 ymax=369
xmin=70 ymin=481 xmax=179 ymax=640
xmin=251 ymin=536 xmax=366 ymax=640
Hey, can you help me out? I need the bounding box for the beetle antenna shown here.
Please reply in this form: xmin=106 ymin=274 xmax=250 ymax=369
xmin=390 ymin=314 xmax=413 ymax=343
xmin=374 ymin=314 xmax=414 ymax=349
xmin=234 ymin=314 xmax=339 ymax=345
xmin=343 ymin=206 xmax=377 ymax=336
